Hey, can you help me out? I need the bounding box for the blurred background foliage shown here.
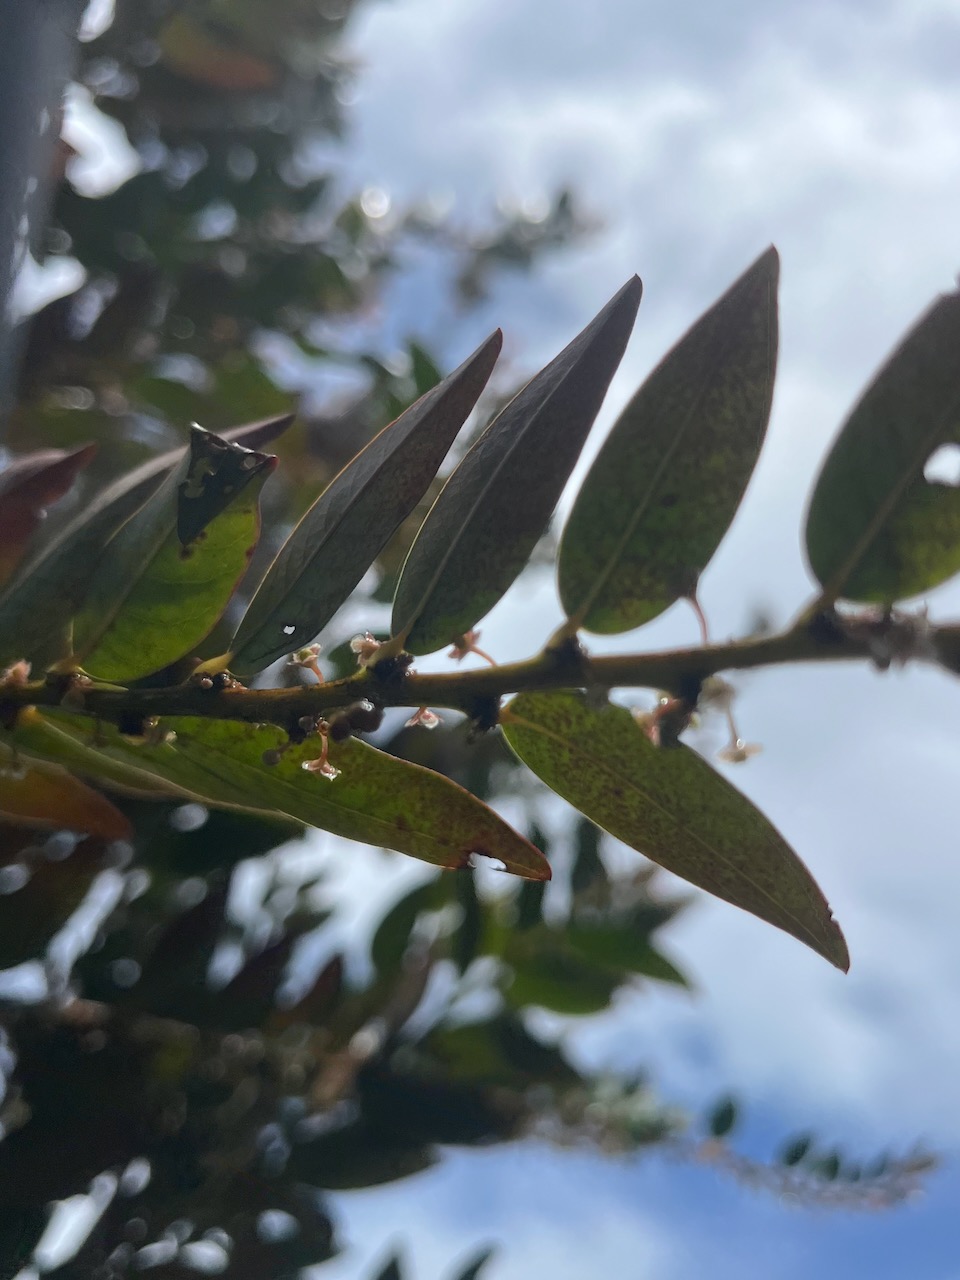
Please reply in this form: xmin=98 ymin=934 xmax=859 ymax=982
xmin=0 ymin=1 xmax=933 ymax=1275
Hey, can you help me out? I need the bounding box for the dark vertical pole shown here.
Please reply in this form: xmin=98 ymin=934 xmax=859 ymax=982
xmin=0 ymin=0 xmax=86 ymax=431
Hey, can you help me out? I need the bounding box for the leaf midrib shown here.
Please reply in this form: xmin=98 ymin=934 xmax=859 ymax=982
xmin=505 ymin=705 xmax=837 ymax=957
xmin=820 ymin=382 xmax=960 ymax=600
xmin=567 ymin=278 xmax=772 ymax=628
xmin=397 ymin=344 xmax=594 ymax=643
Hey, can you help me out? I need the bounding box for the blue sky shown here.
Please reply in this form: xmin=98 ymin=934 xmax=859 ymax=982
xmin=299 ymin=1 xmax=960 ymax=1275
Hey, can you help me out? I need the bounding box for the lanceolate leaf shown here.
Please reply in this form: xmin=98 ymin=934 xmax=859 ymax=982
xmin=17 ymin=711 xmax=550 ymax=880
xmin=806 ymin=286 xmax=960 ymax=602
xmin=229 ymin=332 xmax=503 ymax=676
xmin=0 ymin=414 xmax=293 ymax=672
xmin=501 ymin=691 xmax=848 ymax=969
xmin=0 ymin=444 xmax=98 ymax=586
xmin=391 ymin=277 xmax=642 ymax=655
xmin=558 ymin=248 xmax=779 ymax=632
xmin=72 ymin=427 xmax=276 ymax=682
xmin=0 ymin=749 xmax=132 ymax=840
xmin=12 ymin=709 xmax=193 ymax=801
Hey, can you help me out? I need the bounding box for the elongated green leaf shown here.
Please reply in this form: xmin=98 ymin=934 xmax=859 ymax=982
xmin=806 ymin=287 xmax=960 ymax=601
xmin=16 ymin=711 xmax=550 ymax=880
xmin=229 ymin=332 xmax=502 ymax=675
xmin=72 ymin=427 xmax=275 ymax=681
xmin=12 ymin=709 xmax=193 ymax=801
xmin=0 ymin=414 xmax=293 ymax=671
xmin=559 ymin=248 xmax=779 ymax=632
xmin=391 ymin=277 xmax=642 ymax=655
xmin=501 ymin=691 xmax=848 ymax=969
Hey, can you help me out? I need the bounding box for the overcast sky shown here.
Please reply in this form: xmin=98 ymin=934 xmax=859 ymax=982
xmin=302 ymin=1 xmax=960 ymax=1276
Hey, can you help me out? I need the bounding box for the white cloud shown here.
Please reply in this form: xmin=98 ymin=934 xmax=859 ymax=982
xmin=292 ymin=0 xmax=960 ymax=1266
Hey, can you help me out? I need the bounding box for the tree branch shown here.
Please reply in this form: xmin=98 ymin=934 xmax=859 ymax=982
xmin=2 ymin=605 xmax=950 ymax=737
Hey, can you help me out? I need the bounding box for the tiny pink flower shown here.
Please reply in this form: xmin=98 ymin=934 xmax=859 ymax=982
xmin=350 ymin=632 xmax=382 ymax=666
xmin=717 ymin=738 xmax=762 ymax=765
xmin=405 ymin=707 xmax=441 ymax=730
xmin=0 ymin=660 xmax=31 ymax=687
xmin=447 ymin=629 xmax=496 ymax=666
xmin=287 ymin=643 xmax=324 ymax=681
xmin=301 ymin=729 xmax=340 ymax=779
xmin=302 ymin=757 xmax=341 ymax=780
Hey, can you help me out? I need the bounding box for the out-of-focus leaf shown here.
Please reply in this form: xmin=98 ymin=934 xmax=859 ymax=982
xmin=780 ymin=1134 xmax=814 ymax=1167
xmin=449 ymin=1247 xmax=497 ymax=1280
xmin=229 ymin=332 xmax=502 ymax=675
xmin=409 ymin=341 xmax=443 ymax=397
xmin=504 ymin=926 xmax=618 ymax=1015
xmin=372 ymin=1255 xmax=403 ymax=1280
xmin=501 ymin=691 xmax=849 ymax=970
xmin=0 ymin=1208 xmax=46 ymax=1278
xmin=0 ymin=824 xmax=40 ymax=868
xmin=427 ymin=1013 xmax=579 ymax=1090
xmin=453 ymin=867 xmax=483 ymax=973
xmin=133 ymin=881 xmax=229 ymax=1018
xmin=805 ymin=286 xmax=960 ymax=601
xmin=158 ymin=13 xmax=280 ymax=90
xmin=371 ymin=878 xmax=443 ymax=976
xmin=0 ymin=837 xmax=107 ymax=970
xmin=124 ymin=799 xmax=302 ymax=878
xmin=217 ymin=919 xmax=315 ymax=1030
xmin=23 ymin=712 xmax=551 ymax=880
xmin=391 ymin=277 xmax=642 ymax=654
xmin=272 ymin=952 xmax=343 ymax=1030
xmin=288 ymin=1121 xmax=437 ymax=1191
xmin=515 ymin=875 xmax=545 ymax=931
xmin=0 ymin=444 xmax=97 ymax=585
xmin=814 ymin=1151 xmax=842 ymax=1182
xmin=566 ymin=919 xmax=689 ymax=987
xmin=72 ymin=427 xmax=276 ymax=681
xmin=558 ymin=248 xmax=778 ymax=632
xmin=571 ymin=815 xmax=607 ymax=895
xmin=707 ymin=1095 xmax=738 ymax=1138
xmin=359 ymin=1061 xmax=522 ymax=1145
xmin=0 ymin=415 xmax=293 ymax=671
xmin=0 ymin=753 xmax=131 ymax=840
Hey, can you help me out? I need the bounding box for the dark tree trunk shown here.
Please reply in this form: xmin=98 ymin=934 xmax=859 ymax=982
xmin=0 ymin=0 xmax=85 ymax=430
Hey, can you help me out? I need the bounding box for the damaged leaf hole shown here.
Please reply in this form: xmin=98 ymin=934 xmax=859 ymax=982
xmin=923 ymin=444 xmax=960 ymax=487
xmin=467 ymin=851 xmax=507 ymax=872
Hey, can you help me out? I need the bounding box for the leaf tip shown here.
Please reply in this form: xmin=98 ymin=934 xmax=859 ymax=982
xmin=758 ymin=243 xmax=781 ymax=280
xmin=622 ymin=273 xmax=643 ymax=305
xmin=827 ymin=923 xmax=851 ymax=973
